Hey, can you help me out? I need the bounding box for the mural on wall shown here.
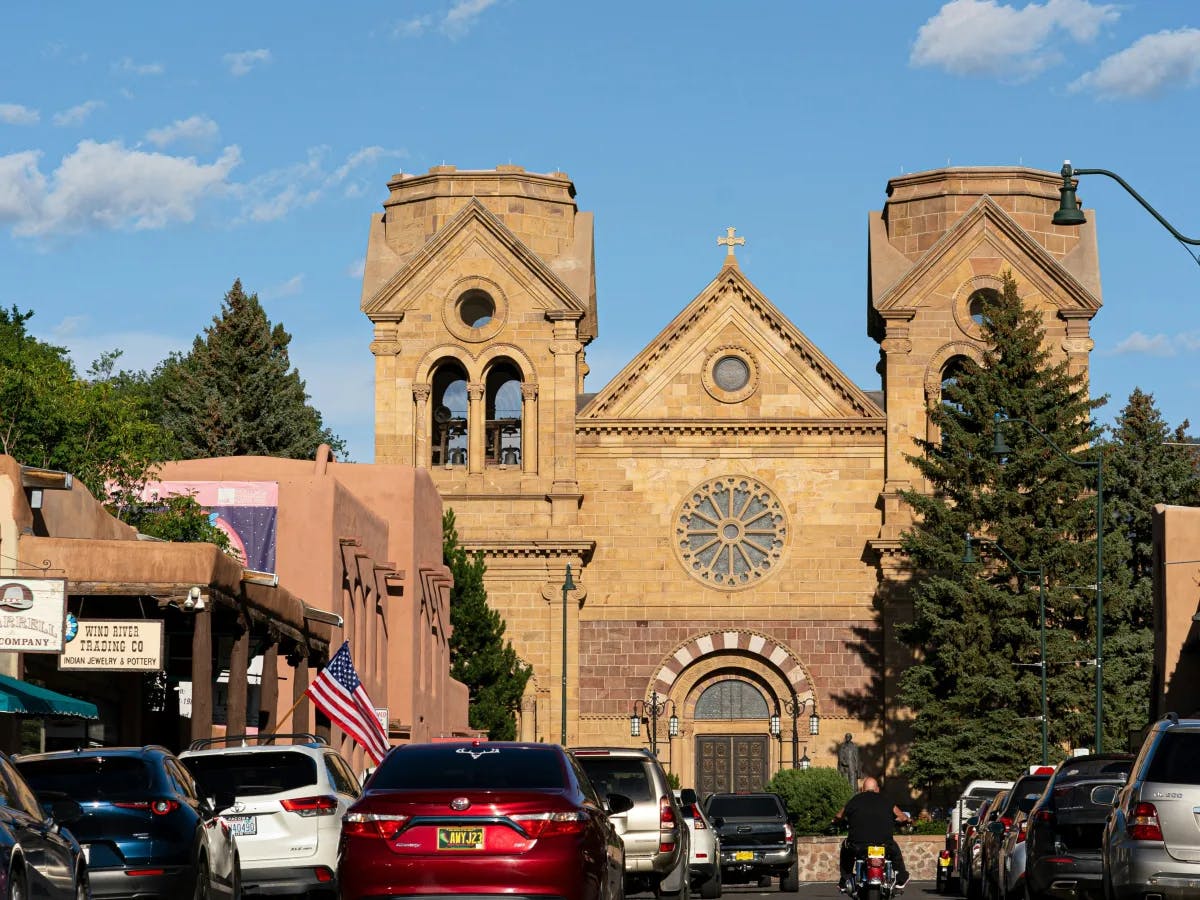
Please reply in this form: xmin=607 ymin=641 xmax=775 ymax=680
xmin=140 ymin=481 xmax=279 ymax=573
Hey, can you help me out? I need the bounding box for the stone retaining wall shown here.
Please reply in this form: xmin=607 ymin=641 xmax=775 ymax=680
xmin=794 ymin=835 xmax=944 ymax=881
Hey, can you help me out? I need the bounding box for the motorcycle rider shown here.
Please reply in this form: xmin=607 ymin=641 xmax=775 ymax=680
xmin=832 ymin=775 xmax=913 ymax=892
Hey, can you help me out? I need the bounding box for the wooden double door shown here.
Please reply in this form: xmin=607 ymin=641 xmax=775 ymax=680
xmin=695 ymin=735 xmax=769 ymax=795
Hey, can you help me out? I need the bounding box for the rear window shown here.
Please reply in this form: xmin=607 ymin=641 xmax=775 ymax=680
xmin=960 ymin=789 xmax=1001 ymax=815
xmin=371 ymin=745 xmax=567 ymax=791
xmin=1002 ymin=777 xmax=1048 ymax=814
xmin=182 ymin=751 xmax=318 ymax=796
xmin=575 ymin=757 xmax=654 ymax=802
xmin=17 ymin=756 xmax=152 ymax=800
xmin=1054 ymin=758 xmax=1133 ymax=782
xmin=705 ymin=795 xmax=784 ymax=818
xmin=1145 ymin=732 xmax=1200 ymax=785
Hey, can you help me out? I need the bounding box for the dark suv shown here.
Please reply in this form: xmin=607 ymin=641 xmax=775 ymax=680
xmin=702 ymin=792 xmax=798 ymax=891
xmin=16 ymin=746 xmax=241 ymax=900
xmin=1024 ymin=754 xmax=1133 ymax=900
xmin=979 ymin=770 xmax=1053 ymax=900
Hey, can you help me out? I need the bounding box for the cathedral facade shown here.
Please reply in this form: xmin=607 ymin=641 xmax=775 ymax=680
xmin=359 ymin=164 xmax=1102 ymax=792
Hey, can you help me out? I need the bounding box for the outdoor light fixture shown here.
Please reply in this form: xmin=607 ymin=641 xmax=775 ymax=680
xmin=964 ymin=533 xmax=1048 ymax=766
xmin=770 ymin=710 xmax=782 ymax=737
xmin=1053 ymin=162 xmax=1200 ymax=263
xmin=993 ymin=411 xmax=1104 ymax=753
xmin=631 ymin=691 xmax=675 ymax=757
xmin=780 ymin=691 xmax=819 ymax=769
xmin=799 ymin=749 xmax=811 ymax=770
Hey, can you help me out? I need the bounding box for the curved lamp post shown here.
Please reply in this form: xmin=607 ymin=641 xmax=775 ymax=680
xmin=770 ymin=692 xmax=820 ymax=769
xmin=1054 ymin=162 xmax=1200 ymax=265
xmin=993 ymin=411 xmax=1104 ymax=753
xmin=964 ymin=534 xmax=1048 ymax=766
xmin=631 ymin=690 xmax=678 ymax=757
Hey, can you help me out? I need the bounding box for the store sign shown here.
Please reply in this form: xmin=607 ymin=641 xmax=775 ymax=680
xmin=375 ymin=708 xmax=389 ymax=734
xmin=0 ymin=577 xmax=66 ymax=653
xmin=59 ymin=619 xmax=164 ymax=671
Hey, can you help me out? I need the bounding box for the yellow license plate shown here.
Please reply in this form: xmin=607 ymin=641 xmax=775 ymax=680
xmin=735 ymin=851 xmax=755 ymax=861
xmin=939 ymin=857 xmax=952 ymax=867
xmin=867 ymin=846 xmax=886 ymax=857
xmin=437 ymin=826 xmax=485 ymax=850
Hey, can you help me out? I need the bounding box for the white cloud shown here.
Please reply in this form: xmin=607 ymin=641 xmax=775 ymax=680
xmin=145 ymin=115 xmax=220 ymax=148
xmin=394 ymin=0 xmax=497 ymax=39
xmin=52 ymin=100 xmax=103 ymax=127
xmin=39 ymin=317 xmax=188 ymax=375
xmin=0 ymin=140 xmax=241 ymax=238
xmin=911 ymin=0 xmax=1118 ymax=78
xmin=115 ymin=57 xmax=164 ymax=76
xmin=347 ymin=257 xmax=366 ymax=279
xmin=1110 ymin=331 xmax=1200 ymax=357
xmin=1070 ymin=28 xmax=1200 ymax=98
xmin=0 ymin=103 xmax=40 ymax=125
xmin=224 ymin=48 xmax=272 ymax=77
xmin=263 ymin=274 xmax=305 ymax=299
xmin=238 ymin=144 xmax=402 ymax=222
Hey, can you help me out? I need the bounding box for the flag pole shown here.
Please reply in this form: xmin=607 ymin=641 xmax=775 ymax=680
xmin=268 ymin=692 xmax=308 ymax=736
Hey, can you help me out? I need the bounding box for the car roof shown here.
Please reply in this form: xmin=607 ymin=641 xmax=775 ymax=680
xmin=180 ymin=744 xmax=331 ymax=757
xmin=15 ymin=745 xmax=171 ymax=762
xmin=572 ymin=746 xmax=656 ymax=758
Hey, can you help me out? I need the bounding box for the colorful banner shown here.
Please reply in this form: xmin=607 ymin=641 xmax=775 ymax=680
xmin=141 ymin=481 xmax=279 ymax=573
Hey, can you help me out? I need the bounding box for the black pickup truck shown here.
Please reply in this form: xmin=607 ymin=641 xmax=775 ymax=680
xmin=702 ymin=792 xmax=799 ymax=891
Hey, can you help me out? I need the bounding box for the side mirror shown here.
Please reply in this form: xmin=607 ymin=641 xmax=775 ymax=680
xmin=1090 ymin=784 xmax=1119 ymax=807
xmin=49 ymin=799 xmax=83 ymax=826
xmin=679 ymin=788 xmax=697 ymax=806
xmin=605 ymin=792 xmax=634 ymax=815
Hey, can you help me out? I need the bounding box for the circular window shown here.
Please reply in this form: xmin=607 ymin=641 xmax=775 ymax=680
xmin=967 ymin=288 xmax=998 ymax=327
xmin=953 ymin=276 xmax=1002 ymax=339
xmin=674 ymin=476 xmax=787 ymax=590
xmin=701 ymin=346 xmax=758 ymax=403
xmin=458 ymin=289 xmax=495 ymax=328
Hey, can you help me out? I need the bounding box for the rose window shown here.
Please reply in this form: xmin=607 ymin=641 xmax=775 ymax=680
xmin=674 ymin=477 xmax=787 ymax=589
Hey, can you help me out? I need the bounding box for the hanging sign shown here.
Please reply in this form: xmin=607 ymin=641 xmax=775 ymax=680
xmin=0 ymin=578 xmax=67 ymax=653
xmin=59 ymin=619 xmax=164 ymax=671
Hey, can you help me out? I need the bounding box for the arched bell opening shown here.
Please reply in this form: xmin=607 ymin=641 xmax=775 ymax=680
xmin=431 ymin=362 xmax=469 ymax=467
xmin=484 ymin=359 xmax=523 ymax=468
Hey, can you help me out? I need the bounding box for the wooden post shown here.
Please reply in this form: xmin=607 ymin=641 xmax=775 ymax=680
xmin=227 ymin=621 xmax=250 ymax=738
xmin=190 ymin=608 xmax=213 ymax=743
xmin=260 ymin=640 xmax=279 ymax=734
xmin=291 ymin=651 xmax=310 ymax=734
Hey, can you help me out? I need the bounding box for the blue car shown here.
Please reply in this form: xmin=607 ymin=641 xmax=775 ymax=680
xmin=0 ymin=750 xmax=89 ymax=900
xmin=16 ymin=746 xmax=240 ymax=900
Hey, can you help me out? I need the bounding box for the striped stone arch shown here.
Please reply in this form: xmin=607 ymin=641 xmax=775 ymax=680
xmin=649 ymin=630 xmax=813 ymax=702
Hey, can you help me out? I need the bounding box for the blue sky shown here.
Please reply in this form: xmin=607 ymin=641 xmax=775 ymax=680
xmin=2 ymin=1 xmax=1198 ymax=461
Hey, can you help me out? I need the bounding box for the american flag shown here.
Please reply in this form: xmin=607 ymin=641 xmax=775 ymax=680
xmin=306 ymin=642 xmax=390 ymax=763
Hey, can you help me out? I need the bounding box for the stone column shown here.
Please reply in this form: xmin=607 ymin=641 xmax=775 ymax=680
xmin=547 ymin=315 xmax=581 ymax=524
xmin=190 ymin=607 xmax=213 ymax=743
xmin=226 ymin=619 xmax=250 ymax=737
xmin=520 ymin=382 xmax=539 ymax=474
xmin=467 ymin=382 xmax=485 ymax=474
xmin=413 ymin=385 xmax=431 ymax=468
xmin=1060 ymin=312 xmax=1095 ymax=383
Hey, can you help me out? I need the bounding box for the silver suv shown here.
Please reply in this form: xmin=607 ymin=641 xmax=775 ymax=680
xmin=1100 ymin=713 xmax=1200 ymax=899
xmin=573 ymin=747 xmax=691 ymax=899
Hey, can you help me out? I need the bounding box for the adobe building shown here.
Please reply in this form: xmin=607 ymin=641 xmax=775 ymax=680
xmin=0 ymin=450 xmax=473 ymax=767
xmin=1151 ymin=504 xmax=1200 ymax=720
xmin=358 ymin=163 xmax=1104 ymax=791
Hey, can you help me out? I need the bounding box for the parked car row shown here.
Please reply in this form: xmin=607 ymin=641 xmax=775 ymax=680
xmin=941 ymin=712 xmax=1200 ymax=900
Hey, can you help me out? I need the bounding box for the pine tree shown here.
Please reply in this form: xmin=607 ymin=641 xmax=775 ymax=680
xmin=156 ymin=280 xmax=345 ymax=459
xmin=443 ymin=509 xmax=532 ymax=740
xmin=1099 ymin=389 xmax=1200 ymax=749
xmin=897 ymin=272 xmax=1105 ymax=789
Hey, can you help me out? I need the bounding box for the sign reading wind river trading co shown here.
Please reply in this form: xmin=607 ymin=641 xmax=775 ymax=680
xmin=59 ymin=619 xmax=164 ymax=671
xmin=0 ymin=577 xmax=66 ymax=652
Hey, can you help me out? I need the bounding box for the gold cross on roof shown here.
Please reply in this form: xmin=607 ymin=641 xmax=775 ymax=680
xmin=718 ymin=226 xmax=745 ymax=264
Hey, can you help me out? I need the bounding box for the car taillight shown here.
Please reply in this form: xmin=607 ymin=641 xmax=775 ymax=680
xmin=660 ymin=795 xmax=675 ymax=827
xmin=1016 ymin=821 xmax=1028 ymax=844
xmin=114 ymin=800 xmax=179 ymax=816
xmin=511 ymin=811 xmax=587 ymax=837
xmin=691 ymin=804 xmax=707 ymax=829
xmin=1035 ymin=809 xmax=1054 ymax=823
xmin=1129 ymin=803 xmax=1163 ymax=841
xmin=784 ymin=822 xmax=794 ymax=845
xmin=281 ymin=796 xmax=339 ymax=817
xmin=343 ymin=812 xmax=410 ymax=839
xmin=1000 ymin=816 xmax=1013 ymax=830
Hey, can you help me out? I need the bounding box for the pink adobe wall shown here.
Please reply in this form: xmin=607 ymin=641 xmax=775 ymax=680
xmin=1152 ymin=504 xmax=1200 ymax=719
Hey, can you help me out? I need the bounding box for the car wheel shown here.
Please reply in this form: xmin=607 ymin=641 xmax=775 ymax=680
xmin=779 ymin=863 xmax=799 ymax=892
xmin=191 ymin=856 xmax=210 ymax=900
xmin=74 ymin=867 xmax=89 ymax=900
xmin=699 ymin=868 xmax=722 ymax=899
xmin=7 ymin=865 xmax=27 ymax=900
xmin=758 ymin=875 xmax=773 ymax=888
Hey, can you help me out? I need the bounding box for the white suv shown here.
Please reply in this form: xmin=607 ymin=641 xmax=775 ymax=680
xmin=181 ymin=734 xmax=361 ymax=900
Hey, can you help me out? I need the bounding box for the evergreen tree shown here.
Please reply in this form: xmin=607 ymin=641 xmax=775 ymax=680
xmin=1099 ymin=389 xmax=1200 ymax=749
xmin=897 ymin=273 xmax=1105 ymax=789
xmin=443 ymin=509 xmax=532 ymax=740
xmin=156 ymin=280 xmax=345 ymax=460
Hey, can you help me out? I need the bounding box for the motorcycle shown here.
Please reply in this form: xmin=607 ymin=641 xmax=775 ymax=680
xmin=846 ymin=843 xmax=897 ymax=900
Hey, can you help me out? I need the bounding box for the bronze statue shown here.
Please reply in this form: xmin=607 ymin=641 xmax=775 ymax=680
xmin=837 ymin=732 xmax=860 ymax=789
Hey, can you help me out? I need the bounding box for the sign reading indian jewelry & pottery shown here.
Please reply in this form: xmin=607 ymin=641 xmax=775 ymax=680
xmin=0 ymin=577 xmax=67 ymax=652
xmin=59 ymin=619 xmax=164 ymax=671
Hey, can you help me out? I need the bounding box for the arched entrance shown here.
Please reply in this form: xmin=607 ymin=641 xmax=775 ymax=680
xmin=693 ymin=678 xmax=771 ymax=793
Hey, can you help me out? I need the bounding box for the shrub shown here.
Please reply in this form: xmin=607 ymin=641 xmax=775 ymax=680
xmin=767 ymin=767 xmax=854 ymax=834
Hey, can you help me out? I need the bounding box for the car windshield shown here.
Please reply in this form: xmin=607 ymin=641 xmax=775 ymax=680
xmin=1145 ymin=732 xmax=1200 ymax=785
xmin=706 ymin=795 xmax=782 ymax=818
xmin=370 ymin=745 xmax=567 ymax=790
xmin=576 ymin=758 xmax=653 ymax=802
xmin=17 ymin=756 xmax=151 ymax=800
xmin=183 ymin=751 xmax=318 ymax=795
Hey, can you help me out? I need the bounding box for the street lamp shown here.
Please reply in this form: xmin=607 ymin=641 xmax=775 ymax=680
xmin=561 ymin=564 xmax=575 ymax=746
xmin=631 ymin=691 xmax=677 ymax=757
xmin=963 ymin=534 xmax=1048 ymax=766
xmin=993 ymin=412 xmax=1104 ymax=753
xmin=771 ymin=692 xmax=819 ymax=769
xmin=1053 ymin=162 xmax=1200 ymax=265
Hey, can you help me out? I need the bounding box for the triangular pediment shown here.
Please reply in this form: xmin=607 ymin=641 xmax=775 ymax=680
xmin=874 ymin=195 xmax=1102 ymax=316
xmin=361 ymin=199 xmax=587 ymax=320
xmin=580 ymin=265 xmax=882 ymax=421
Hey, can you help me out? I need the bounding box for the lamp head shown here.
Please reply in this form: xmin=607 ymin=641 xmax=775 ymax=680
xmin=1053 ymin=161 xmax=1087 ymax=227
xmin=563 ymin=564 xmax=576 ymax=592
xmin=963 ymin=534 xmax=978 ymax=565
xmin=992 ymin=412 xmax=1013 ymax=457
xmin=799 ymin=750 xmax=811 ymax=770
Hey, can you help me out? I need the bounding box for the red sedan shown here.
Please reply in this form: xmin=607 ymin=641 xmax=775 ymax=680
xmin=338 ymin=741 xmax=630 ymax=900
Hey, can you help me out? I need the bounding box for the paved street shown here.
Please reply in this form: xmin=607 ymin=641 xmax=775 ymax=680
xmin=630 ymin=882 xmax=937 ymax=899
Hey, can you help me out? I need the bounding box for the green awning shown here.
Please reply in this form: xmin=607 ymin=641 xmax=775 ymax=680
xmin=0 ymin=674 xmax=99 ymax=719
